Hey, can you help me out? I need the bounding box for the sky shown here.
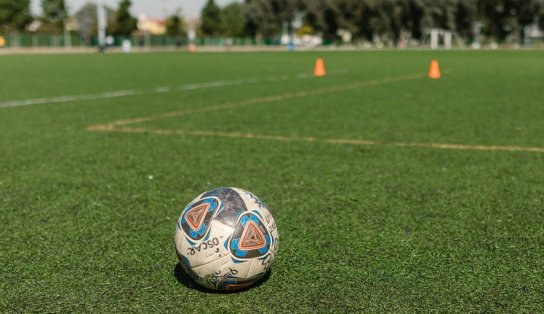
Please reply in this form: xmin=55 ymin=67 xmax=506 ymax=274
xmin=31 ymin=0 xmax=237 ymax=20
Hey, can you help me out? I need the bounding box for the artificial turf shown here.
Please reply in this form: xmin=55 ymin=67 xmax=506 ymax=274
xmin=0 ymin=50 xmax=543 ymax=312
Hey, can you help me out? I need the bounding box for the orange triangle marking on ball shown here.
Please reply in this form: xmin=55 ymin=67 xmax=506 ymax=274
xmin=185 ymin=203 xmax=209 ymax=230
xmin=240 ymin=221 xmax=266 ymax=250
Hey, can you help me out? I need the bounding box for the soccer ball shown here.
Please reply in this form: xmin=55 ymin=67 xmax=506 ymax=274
xmin=174 ymin=187 xmax=279 ymax=291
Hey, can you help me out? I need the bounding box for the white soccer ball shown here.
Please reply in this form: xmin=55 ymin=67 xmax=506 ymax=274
xmin=174 ymin=187 xmax=279 ymax=291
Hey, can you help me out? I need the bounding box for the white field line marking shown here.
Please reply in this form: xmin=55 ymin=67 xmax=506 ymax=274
xmin=0 ymin=71 xmax=345 ymax=109
xmin=98 ymin=127 xmax=544 ymax=153
xmin=87 ymin=72 xmax=544 ymax=153
xmin=88 ymin=73 xmax=424 ymax=131
xmin=0 ymin=90 xmax=139 ymax=108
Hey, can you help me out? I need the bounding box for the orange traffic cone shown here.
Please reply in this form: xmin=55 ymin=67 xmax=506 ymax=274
xmin=428 ymin=60 xmax=441 ymax=79
xmin=314 ymin=58 xmax=326 ymax=77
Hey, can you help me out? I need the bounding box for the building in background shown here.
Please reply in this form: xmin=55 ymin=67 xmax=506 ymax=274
xmin=137 ymin=14 xmax=166 ymax=35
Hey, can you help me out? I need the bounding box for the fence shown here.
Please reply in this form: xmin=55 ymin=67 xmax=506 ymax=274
xmin=0 ymin=33 xmax=286 ymax=49
xmin=0 ymin=33 xmax=85 ymax=48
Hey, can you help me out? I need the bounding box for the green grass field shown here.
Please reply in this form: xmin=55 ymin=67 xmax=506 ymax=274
xmin=1 ymin=50 xmax=543 ymax=312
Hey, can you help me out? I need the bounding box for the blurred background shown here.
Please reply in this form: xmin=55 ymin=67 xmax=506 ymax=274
xmin=1 ymin=0 xmax=544 ymax=51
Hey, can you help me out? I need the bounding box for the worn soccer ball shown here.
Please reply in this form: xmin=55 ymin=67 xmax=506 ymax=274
xmin=174 ymin=187 xmax=279 ymax=291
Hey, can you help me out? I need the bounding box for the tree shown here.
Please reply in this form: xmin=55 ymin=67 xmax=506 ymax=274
xmin=397 ymin=0 xmax=426 ymax=40
xmin=222 ymin=3 xmax=246 ymax=37
xmin=74 ymin=2 xmax=116 ymax=44
xmin=244 ymin=0 xmax=299 ymax=38
xmin=0 ymin=0 xmax=33 ymax=32
xmin=244 ymin=0 xmax=279 ymax=38
xmin=514 ymin=0 xmax=544 ymax=43
xmin=479 ymin=0 xmax=543 ymax=43
xmin=201 ymin=0 xmax=223 ymax=36
xmin=42 ymin=0 xmax=68 ymax=31
xmin=301 ymin=0 xmax=363 ymax=42
xmin=540 ymin=2 xmax=544 ymax=31
xmin=239 ymin=0 xmax=543 ymax=44
xmin=360 ymin=0 xmax=405 ymax=45
xmin=112 ymin=0 xmax=137 ymax=37
xmin=74 ymin=3 xmax=97 ymax=43
xmin=166 ymin=10 xmax=186 ymax=37
xmin=454 ymin=0 xmax=477 ymax=42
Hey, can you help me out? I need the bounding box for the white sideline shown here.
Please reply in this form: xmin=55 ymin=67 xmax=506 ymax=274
xmin=0 ymin=71 xmax=346 ymax=109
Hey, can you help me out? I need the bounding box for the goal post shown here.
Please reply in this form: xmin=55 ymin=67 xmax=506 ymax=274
xmin=424 ymin=28 xmax=465 ymax=49
xmin=97 ymin=0 xmax=107 ymax=51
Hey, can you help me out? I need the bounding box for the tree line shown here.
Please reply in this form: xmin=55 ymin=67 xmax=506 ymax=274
xmin=201 ymin=0 xmax=544 ymax=44
xmin=2 ymin=0 xmax=543 ymax=45
xmin=0 ymin=0 xmax=138 ymax=35
xmin=0 ymin=0 xmax=185 ymax=38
